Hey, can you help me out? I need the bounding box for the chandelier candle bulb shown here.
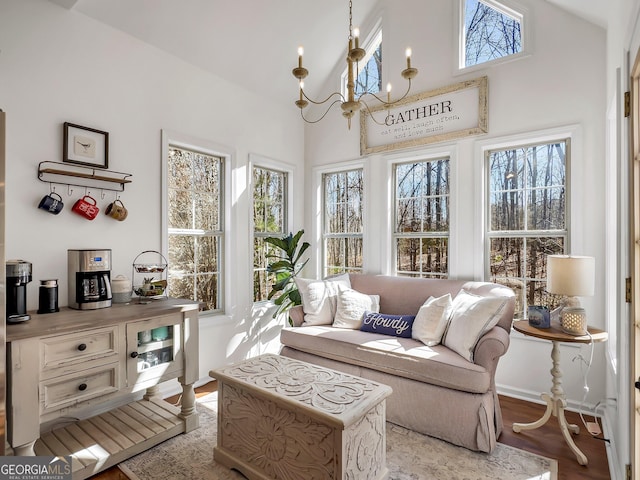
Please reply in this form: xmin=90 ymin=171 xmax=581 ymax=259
xmin=406 ymin=48 xmax=412 ymax=68
xmin=354 ymin=28 xmax=360 ymax=49
xmin=298 ymin=47 xmax=303 ymax=68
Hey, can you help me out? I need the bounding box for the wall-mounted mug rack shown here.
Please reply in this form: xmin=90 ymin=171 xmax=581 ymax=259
xmin=37 ymin=161 xmax=132 ymax=193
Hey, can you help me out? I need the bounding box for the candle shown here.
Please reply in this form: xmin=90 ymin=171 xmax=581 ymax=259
xmin=406 ymin=47 xmax=412 ymax=69
xmin=386 ymin=83 xmax=392 ymax=103
xmin=354 ymin=28 xmax=360 ymax=49
xmin=299 ymin=81 xmax=304 ymax=101
xmin=298 ymin=46 xmax=304 ymax=68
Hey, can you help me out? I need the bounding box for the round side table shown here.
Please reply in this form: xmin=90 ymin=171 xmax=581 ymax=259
xmin=511 ymin=320 xmax=608 ymax=466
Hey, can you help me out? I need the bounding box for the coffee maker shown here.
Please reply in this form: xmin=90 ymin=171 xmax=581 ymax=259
xmin=68 ymin=249 xmax=112 ymax=310
xmin=6 ymin=259 xmax=32 ymax=323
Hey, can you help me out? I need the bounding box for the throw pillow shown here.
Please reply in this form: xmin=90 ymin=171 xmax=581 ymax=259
xmin=332 ymin=286 xmax=380 ymax=329
xmin=411 ymin=293 xmax=453 ymax=346
xmin=295 ymin=274 xmax=351 ymax=326
xmin=443 ymin=290 xmax=509 ymax=362
xmin=361 ymin=312 xmax=415 ymax=338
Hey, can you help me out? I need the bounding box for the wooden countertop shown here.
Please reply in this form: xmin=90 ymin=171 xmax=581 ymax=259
xmin=7 ymin=297 xmax=201 ymax=341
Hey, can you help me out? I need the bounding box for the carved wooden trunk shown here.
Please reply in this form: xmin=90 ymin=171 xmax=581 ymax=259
xmin=210 ymin=354 xmax=392 ymax=480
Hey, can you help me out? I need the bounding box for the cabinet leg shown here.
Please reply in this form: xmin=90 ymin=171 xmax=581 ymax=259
xmin=14 ymin=440 xmax=36 ymax=456
xmin=143 ymin=385 xmax=161 ymax=400
xmin=180 ymin=382 xmax=199 ymax=432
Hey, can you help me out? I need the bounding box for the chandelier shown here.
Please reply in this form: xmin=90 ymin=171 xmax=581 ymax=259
xmin=292 ymin=0 xmax=418 ymax=129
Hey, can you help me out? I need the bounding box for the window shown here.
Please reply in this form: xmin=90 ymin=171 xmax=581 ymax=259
xmin=486 ymin=140 xmax=568 ymax=319
xmin=253 ymin=166 xmax=288 ymax=302
xmin=462 ymin=0 xmax=523 ymax=68
xmin=323 ymin=169 xmax=364 ymax=276
xmin=394 ymin=158 xmax=450 ymax=278
xmin=166 ymin=146 xmax=224 ymax=312
xmin=342 ymin=27 xmax=382 ymax=98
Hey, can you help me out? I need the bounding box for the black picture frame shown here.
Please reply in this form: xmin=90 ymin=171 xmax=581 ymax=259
xmin=63 ymin=122 xmax=109 ymax=169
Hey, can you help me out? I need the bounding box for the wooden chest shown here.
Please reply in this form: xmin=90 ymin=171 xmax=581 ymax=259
xmin=210 ymin=354 xmax=392 ymax=480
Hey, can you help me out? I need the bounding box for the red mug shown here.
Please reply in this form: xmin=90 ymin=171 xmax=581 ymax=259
xmin=72 ymin=195 xmax=99 ymax=220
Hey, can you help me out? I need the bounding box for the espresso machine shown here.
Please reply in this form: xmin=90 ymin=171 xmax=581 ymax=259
xmin=68 ymin=249 xmax=112 ymax=310
xmin=6 ymin=259 xmax=32 ymax=323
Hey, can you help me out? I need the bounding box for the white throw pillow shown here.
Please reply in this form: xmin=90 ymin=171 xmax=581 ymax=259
xmin=443 ymin=290 xmax=509 ymax=362
xmin=295 ymin=274 xmax=351 ymax=326
xmin=332 ymin=286 xmax=380 ymax=329
xmin=412 ymin=293 xmax=453 ymax=346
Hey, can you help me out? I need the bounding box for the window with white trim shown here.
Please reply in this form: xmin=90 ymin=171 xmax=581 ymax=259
xmin=166 ymin=145 xmax=224 ymax=312
xmin=323 ymin=168 xmax=364 ymax=276
xmin=252 ymin=166 xmax=288 ymax=302
xmin=485 ymin=139 xmax=569 ymax=319
xmin=462 ymin=0 xmax=523 ymax=68
xmin=394 ymin=158 xmax=450 ymax=278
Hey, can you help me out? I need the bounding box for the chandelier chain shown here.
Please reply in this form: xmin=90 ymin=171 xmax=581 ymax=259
xmin=349 ymin=0 xmax=353 ymax=39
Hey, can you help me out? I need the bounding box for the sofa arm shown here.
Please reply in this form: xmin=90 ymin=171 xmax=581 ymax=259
xmin=473 ymin=326 xmax=510 ymax=374
xmin=289 ymin=305 xmax=305 ymax=327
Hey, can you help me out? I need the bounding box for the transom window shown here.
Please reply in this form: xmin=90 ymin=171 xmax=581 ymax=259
xmin=323 ymin=169 xmax=364 ymax=276
xmin=166 ymin=146 xmax=224 ymax=312
xmin=253 ymin=166 xmax=288 ymax=302
xmin=342 ymin=27 xmax=382 ymax=98
xmin=394 ymin=158 xmax=450 ymax=278
xmin=462 ymin=0 xmax=523 ymax=68
xmin=486 ymin=140 xmax=569 ymax=318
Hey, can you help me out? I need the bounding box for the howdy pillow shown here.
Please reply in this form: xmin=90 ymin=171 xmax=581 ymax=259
xmin=360 ymin=311 xmax=415 ymax=338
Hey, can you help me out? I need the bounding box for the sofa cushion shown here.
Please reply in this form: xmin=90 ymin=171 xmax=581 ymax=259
xmin=412 ymin=293 xmax=453 ymax=346
xmin=332 ymin=286 xmax=380 ymax=329
xmin=443 ymin=290 xmax=510 ymax=362
xmin=295 ymin=274 xmax=351 ymax=326
xmin=280 ymin=325 xmax=491 ymax=394
xmin=361 ymin=312 xmax=415 ymax=338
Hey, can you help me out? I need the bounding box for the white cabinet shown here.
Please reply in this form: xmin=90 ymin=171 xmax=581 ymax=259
xmin=6 ymin=299 xmax=200 ymax=479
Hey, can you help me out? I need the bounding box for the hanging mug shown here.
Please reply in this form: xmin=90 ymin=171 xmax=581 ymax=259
xmin=105 ymin=199 xmax=128 ymax=221
xmin=72 ymin=195 xmax=99 ymax=220
xmin=38 ymin=192 xmax=64 ymax=215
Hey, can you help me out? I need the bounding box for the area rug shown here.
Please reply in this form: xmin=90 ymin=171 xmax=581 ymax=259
xmin=119 ymin=392 xmax=557 ymax=480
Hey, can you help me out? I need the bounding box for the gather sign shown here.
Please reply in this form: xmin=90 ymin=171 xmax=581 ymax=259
xmin=360 ymin=76 xmax=488 ymax=155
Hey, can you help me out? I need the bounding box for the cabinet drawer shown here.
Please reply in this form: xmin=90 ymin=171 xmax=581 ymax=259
xmin=41 ymin=326 xmax=119 ymax=374
xmin=40 ymin=362 xmax=120 ymax=415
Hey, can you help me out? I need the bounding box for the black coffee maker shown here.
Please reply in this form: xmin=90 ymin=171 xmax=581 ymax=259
xmin=68 ymin=249 xmax=112 ymax=310
xmin=6 ymin=259 xmax=32 ymax=323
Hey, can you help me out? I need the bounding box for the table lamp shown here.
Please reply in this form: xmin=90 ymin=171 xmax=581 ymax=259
xmin=546 ymin=255 xmax=595 ymax=335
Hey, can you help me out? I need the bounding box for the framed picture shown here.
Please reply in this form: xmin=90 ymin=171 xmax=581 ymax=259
xmin=63 ymin=122 xmax=109 ymax=169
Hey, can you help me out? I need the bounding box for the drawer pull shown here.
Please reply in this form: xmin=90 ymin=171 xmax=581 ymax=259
xmin=130 ymin=352 xmax=139 ymax=359
xmin=78 ymin=383 xmax=88 ymax=391
xmin=77 ymin=343 xmax=87 ymax=351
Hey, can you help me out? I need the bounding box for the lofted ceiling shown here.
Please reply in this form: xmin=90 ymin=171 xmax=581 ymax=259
xmin=51 ymin=0 xmax=612 ymax=106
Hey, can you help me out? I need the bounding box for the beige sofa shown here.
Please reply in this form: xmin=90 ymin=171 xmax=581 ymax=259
xmin=279 ymin=274 xmax=515 ymax=453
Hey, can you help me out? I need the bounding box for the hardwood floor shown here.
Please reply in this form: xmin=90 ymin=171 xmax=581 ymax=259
xmin=91 ymin=384 xmax=610 ymax=480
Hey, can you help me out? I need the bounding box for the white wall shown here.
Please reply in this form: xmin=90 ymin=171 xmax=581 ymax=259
xmin=304 ymin=0 xmax=608 ymax=407
xmin=0 ymin=0 xmax=304 ymax=378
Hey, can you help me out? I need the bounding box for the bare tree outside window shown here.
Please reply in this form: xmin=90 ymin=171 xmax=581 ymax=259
xmin=355 ymin=42 xmax=382 ymax=97
xmin=323 ymin=169 xmax=364 ymax=276
xmin=253 ymin=166 xmax=287 ymax=302
xmin=464 ymin=0 xmax=522 ymax=67
xmin=486 ymin=141 xmax=568 ymax=318
xmin=167 ymin=146 xmax=223 ymax=312
xmin=394 ymin=159 xmax=450 ymax=278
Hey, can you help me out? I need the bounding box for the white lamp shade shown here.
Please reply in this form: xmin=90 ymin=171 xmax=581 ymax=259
xmin=546 ymin=255 xmax=595 ymax=297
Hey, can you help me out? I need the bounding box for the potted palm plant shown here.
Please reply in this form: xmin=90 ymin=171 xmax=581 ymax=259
xmin=265 ymin=229 xmax=310 ymax=323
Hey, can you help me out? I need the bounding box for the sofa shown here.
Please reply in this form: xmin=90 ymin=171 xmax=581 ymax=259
xmin=279 ymin=274 xmax=515 ymax=453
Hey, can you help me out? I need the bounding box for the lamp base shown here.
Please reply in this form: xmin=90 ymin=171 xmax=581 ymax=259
xmin=561 ymin=307 xmax=587 ymax=335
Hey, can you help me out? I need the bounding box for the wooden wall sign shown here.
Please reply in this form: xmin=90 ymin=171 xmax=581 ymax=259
xmin=360 ymin=76 xmax=488 ymax=155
